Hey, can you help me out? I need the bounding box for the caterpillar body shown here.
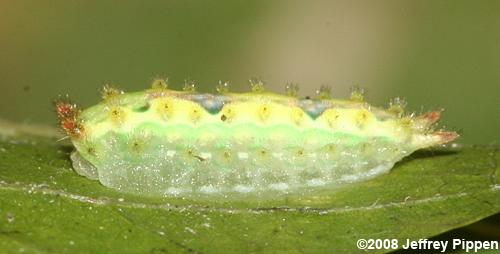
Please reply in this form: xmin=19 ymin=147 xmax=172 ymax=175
xmin=55 ymin=80 xmax=458 ymax=198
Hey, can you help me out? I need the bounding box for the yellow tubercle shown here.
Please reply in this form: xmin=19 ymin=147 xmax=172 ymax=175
xmin=249 ymin=78 xmax=265 ymax=93
xmin=101 ymin=84 xmax=124 ymax=100
xmin=257 ymin=104 xmax=271 ymax=122
xmin=189 ymin=103 xmax=205 ymax=124
xmin=154 ymin=98 xmax=175 ymax=120
xmin=349 ymin=87 xmax=365 ymax=102
xmin=322 ymin=108 xmax=340 ymax=128
xmin=151 ymin=78 xmax=168 ymax=90
xmin=316 ymin=86 xmax=331 ymax=100
xmin=108 ymin=106 xmax=127 ymax=126
xmin=354 ymin=108 xmax=375 ymax=129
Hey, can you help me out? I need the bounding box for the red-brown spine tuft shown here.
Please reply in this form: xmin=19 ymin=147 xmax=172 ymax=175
xmin=419 ymin=110 xmax=442 ymax=125
xmin=54 ymin=96 xmax=84 ymax=139
xmin=414 ymin=109 xmax=445 ymax=131
xmin=433 ymin=131 xmax=459 ymax=145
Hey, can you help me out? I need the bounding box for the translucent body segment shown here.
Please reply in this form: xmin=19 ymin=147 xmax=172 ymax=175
xmin=73 ymin=123 xmax=410 ymax=197
xmin=70 ymin=152 xmax=98 ymax=180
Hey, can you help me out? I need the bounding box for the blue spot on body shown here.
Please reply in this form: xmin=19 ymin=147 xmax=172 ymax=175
xmin=299 ymin=100 xmax=330 ymax=119
xmin=189 ymin=94 xmax=228 ymax=114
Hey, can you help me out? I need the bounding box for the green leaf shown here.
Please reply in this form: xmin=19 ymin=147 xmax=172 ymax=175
xmin=0 ymin=122 xmax=498 ymax=253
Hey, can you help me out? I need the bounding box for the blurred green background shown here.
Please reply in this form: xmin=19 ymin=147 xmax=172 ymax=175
xmin=0 ymin=0 xmax=498 ymax=144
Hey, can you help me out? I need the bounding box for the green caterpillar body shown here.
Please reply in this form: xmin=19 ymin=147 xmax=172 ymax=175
xmin=56 ymin=81 xmax=458 ymax=198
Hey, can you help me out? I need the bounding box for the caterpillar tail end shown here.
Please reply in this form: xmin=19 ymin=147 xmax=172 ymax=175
xmin=432 ymin=131 xmax=459 ymax=145
xmin=413 ymin=110 xmax=459 ymax=148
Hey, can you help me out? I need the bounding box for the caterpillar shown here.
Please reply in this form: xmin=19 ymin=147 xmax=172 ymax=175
xmin=55 ymin=79 xmax=458 ymax=198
